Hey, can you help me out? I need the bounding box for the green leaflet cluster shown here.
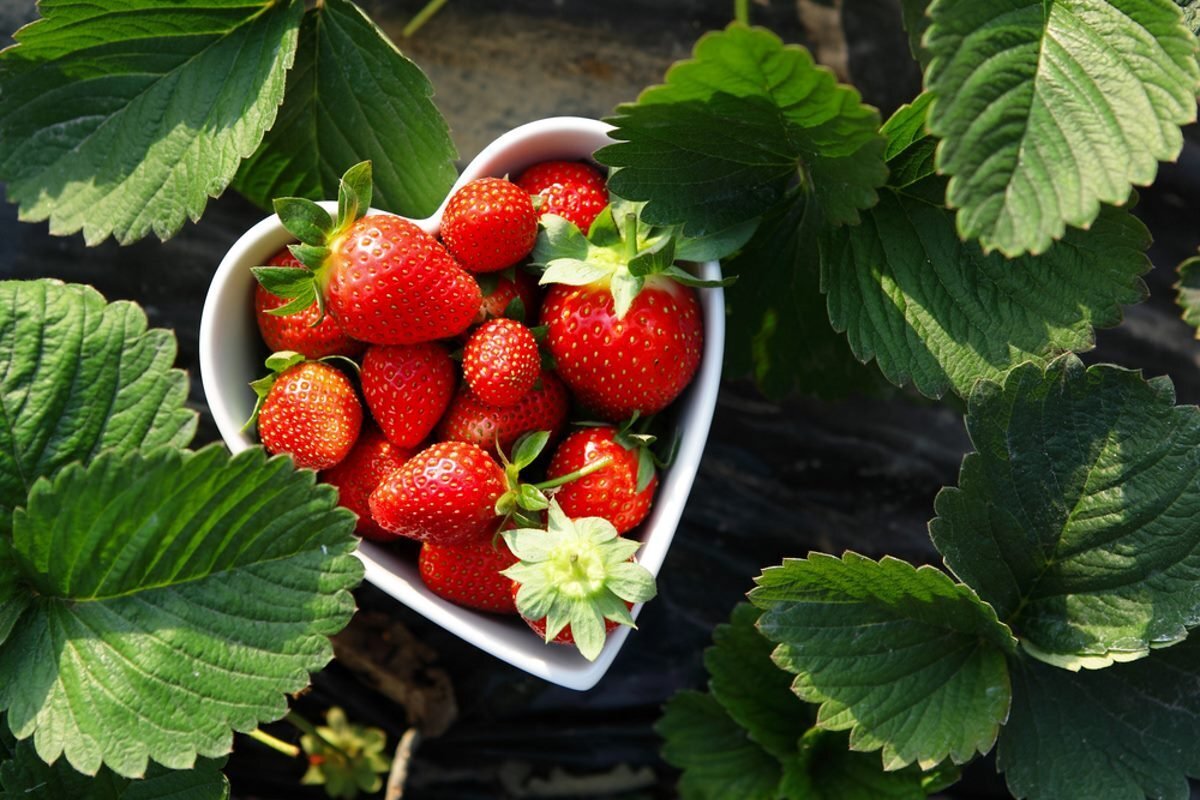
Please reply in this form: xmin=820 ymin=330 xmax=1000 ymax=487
xmin=0 ymin=0 xmax=456 ymax=245
xmin=744 ymin=356 xmax=1200 ymax=800
xmin=658 ymin=604 xmax=957 ymax=799
xmin=0 ymin=281 xmax=362 ymax=789
xmin=600 ymin=13 xmax=1195 ymax=401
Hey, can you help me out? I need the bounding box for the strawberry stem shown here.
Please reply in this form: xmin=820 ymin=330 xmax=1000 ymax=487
xmin=532 ymin=454 xmax=613 ymax=490
xmin=247 ymin=727 xmax=301 ymax=759
xmin=623 ymin=213 xmax=638 ymax=262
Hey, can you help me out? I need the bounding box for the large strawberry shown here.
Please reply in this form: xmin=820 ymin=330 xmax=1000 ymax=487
xmin=369 ymin=441 xmax=506 ymax=545
xmin=321 ymin=425 xmax=413 ymax=541
xmin=252 ymin=162 xmax=480 ymax=346
xmin=371 ymin=432 xmax=607 ymax=546
xmin=546 ymin=424 xmax=659 ymax=534
xmin=360 ymin=342 xmax=456 ymax=449
xmin=440 ymin=177 xmax=537 ymax=273
xmin=462 ymin=318 xmax=540 ymax=407
xmin=252 ymin=352 xmax=362 ymax=470
xmin=435 ymin=370 xmax=569 ymax=458
xmin=418 ymin=535 xmax=519 ymax=614
xmin=515 ymin=160 xmax=607 ymax=233
xmin=254 ymin=248 xmax=363 ymax=359
xmin=540 ymin=277 xmax=701 ymax=420
xmin=501 ymin=501 xmax=656 ymax=661
xmin=532 ymin=199 xmax=728 ymax=421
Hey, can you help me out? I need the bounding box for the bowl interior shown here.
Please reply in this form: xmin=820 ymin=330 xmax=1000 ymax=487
xmin=199 ymin=117 xmax=724 ymax=690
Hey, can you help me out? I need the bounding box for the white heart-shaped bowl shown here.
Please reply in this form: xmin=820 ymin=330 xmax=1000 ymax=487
xmin=199 ymin=117 xmax=723 ymax=691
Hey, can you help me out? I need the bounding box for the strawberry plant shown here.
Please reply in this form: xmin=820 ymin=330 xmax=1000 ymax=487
xmin=3 ymin=0 xmax=1200 ymax=798
xmin=0 ymin=280 xmax=362 ymax=797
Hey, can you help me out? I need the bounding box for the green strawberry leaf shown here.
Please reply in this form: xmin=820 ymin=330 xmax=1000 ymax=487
xmin=598 ymin=23 xmax=887 ymax=234
xmin=751 ymin=552 xmax=1017 ymax=771
xmin=924 ymin=0 xmax=1200 ymax=256
xmin=722 ymin=193 xmax=885 ymax=399
xmin=251 ymin=266 xmax=318 ymax=301
xmin=780 ymin=729 xmax=931 ymax=800
xmin=0 ymin=445 xmax=361 ymax=778
xmin=931 ymin=355 xmax=1200 ymax=670
xmin=899 ymin=0 xmax=932 ymax=67
xmin=658 ymin=691 xmax=782 ymax=800
xmin=0 ymin=281 xmax=196 ymax=531
xmin=0 ymin=0 xmax=301 ymax=245
xmin=821 ymin=99 xmax=1150 ymax=399
xmin=272 ymin=198 xmax=334 ymax=246
xmin=0 ymin=545 xmax=26 ymax=647
xmin=0 ymin=726 xmax=229 ymax=800
xmin=233 ymin=0 xmax=456 ymax=218
xmin=998 ymin=638 xmax=1200 ymax=800
xmin=532 ymin=215 xmax=591 ymax=265
xmin=705 ymin=604 xmax=812 ymax=761
xmin=1177 ymin=256 xmax=1200 ymax=336
xmin=298 ymin=708 xmax=389 ymax=799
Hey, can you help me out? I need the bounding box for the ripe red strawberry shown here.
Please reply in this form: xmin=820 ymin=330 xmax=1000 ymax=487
xmin=327 ymin=214 xmax=480 ymax=343
xmin=475 ymin=269 xmax=540 ymax=324
xmin=369 ymin=441 xmax=506 ymax=545
xmin=253 ymin=163 xmax=481 ymax=346
xmin=361 ymin=343 xmax=456 ymax=449
xmin=546 ymin=426 xmax=658 ymax=534
xmin=540 ymin=276 xmax=702 ymax=421
xmin=515 ymin=160 xmax=607 ymax=232
xmin=254 ymin=248 xmax=364 ymax=359
xmin=440 ymin=177 xmax=537 ymax=273
xmin=501 ymin=501 xmax=656 ymax=661
xmin=435 ymin=370 xmax=569 ymax=458
xmin=255 ymin=357 xmax=362 ymax=470
xmin=462 ymin=318 xmax=540 ymax=407
xmin=321 ymin=425 xmax=414 ymax=541
xmin=419 ymin=536 xmax=519 ymax=614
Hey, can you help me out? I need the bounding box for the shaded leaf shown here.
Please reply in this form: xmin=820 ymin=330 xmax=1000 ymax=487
xmin=780 ymin=729 xmax=930 ymax=800
xmin=657 ymin=691 xmax=781 ymax=800
xmin=233 ymin=0 xmax=456 ymax=217
xmin=0 ymin=281 xmax=195 ymax=531
xmin=0 ymin=445 xmax=361 ymax=778
xmin=0 ymin=729 xmax=228 ymax=800
xmin=706 ymin=604 xmax=811 ymax=760
xmin=931 ymin=356 xmax=1200 ymax=670
xmin=0 ymin=0 xmax=302 ymax=244
xmin=723 ymin=193 xmax=885 ymax=399
xmin=925 ymin=0 xmax=1199 ymax=256
xmin=998 ymin=637 xmax=1200 ymax=800
xmin=1177 ymin=256 xmax=1200 ymax=336
xmin=821 ymin=100 xmax=1149 ymax=399
xmin=751 ymin=552 xmax=1016 ymax=771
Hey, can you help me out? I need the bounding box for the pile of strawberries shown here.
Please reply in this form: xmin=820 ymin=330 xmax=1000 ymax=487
xmin=247 ymin=158 xmax=710 ymax=660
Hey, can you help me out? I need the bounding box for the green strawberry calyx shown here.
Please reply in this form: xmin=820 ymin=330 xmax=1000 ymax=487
xmin=529 ymin=197 xmax=735 ymax=319
xmin=492 ymin=431 xmax=614 ymax=528
xmin=250 ymin=161 xmax=375 ymax=320
xmin=501 ymin=500 xmax=657 ymax=661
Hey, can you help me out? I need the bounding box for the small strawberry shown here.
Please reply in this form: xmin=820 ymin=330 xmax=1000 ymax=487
xmin=440 ymin=177 xmax=537 ymax=273
xmin=321 ymin=425 xmax=414 ymax=541
xmin=501 ymin=501 xmax=657 ymax=661
xmin=435 ymin=370 xmax=569 ymax=458
xmin=540 ymin=277 xmax=702 ymax=421
xmin=462 ymin=318 xmax=540 ymax=407
xmin=419 ymin=535 xmax=519 ymax=614
xmin=361 ymin=342 xmax=456 ymax=449
xmin=254 ymin=248 xmax=364 ymax=359
xmin=475 ymin=268 xmax=540 ymax=324
xmin=369 ymin=441 xmax=506 ymax=546
xmin=252 ymin=162 xmax=481 ymax=346
xmin=515 ymin=160 xmax=608 ymax=233
xmin=252 ymin=352 xmax=363 ymax=470
xmin=546 ymin=425 xmax=659 ymax=534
